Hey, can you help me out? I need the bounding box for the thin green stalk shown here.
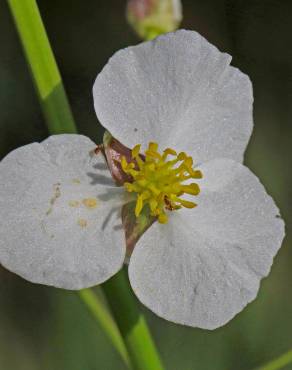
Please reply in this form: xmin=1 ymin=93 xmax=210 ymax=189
xmin=7 ymin=0 xmax=76 ymax=134
xmin=79 ymin=289 xmax=131 ymax=368
xmin=256 ymin=350 xmax=292 ymax=370
xmin=103 ymin=267 xmax=165 ymax=370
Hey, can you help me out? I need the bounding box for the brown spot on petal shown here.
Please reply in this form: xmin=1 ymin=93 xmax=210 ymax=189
xmin=46 ymin=183 xmax=61 ymax=215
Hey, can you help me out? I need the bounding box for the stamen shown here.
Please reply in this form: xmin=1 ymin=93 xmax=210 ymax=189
xmin=132 ymin=144 xmax=141 ymax=158
xmin=121 ymin=142 xmax=202 ymax=224
xmin=163 ymin=148 xmax=177 ymax=157
xmin=148 ymin=142 xmax=159 ymax=152
xmin=135 ymin=194 xmax=144 ymax=217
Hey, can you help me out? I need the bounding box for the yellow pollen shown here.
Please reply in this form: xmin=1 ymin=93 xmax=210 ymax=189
xmin=82 ymin=198 xmax=98 ymax=209
xmin=121 ymin=142 xmax=202 ymax=224
xmin=77 ymin=218 xmax=87 ymax=228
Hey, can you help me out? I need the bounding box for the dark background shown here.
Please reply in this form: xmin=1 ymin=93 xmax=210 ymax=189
xmin=0 ymin=1 xmax=291 ymax=369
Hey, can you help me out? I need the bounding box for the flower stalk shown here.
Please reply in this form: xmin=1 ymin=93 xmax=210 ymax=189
xmin=104 ymin=267 xmax=164 ymax=370
xmin=78 ymin=289 xmax=131 ymax=368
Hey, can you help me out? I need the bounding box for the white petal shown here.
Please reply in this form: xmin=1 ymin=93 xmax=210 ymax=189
xmin=129 ymin=159 xmax=284 ymax=329
xmin=0 ymin=134 xmax=126 ymax=289
xmin=93 ymin=29 xmax=253 ymax=163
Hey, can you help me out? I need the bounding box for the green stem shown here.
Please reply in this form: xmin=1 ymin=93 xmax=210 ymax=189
xmin=6 ymin=0 xmax=77 ymax=134
xmin=78 ymin=289 xmax=131 ymax=368
xmin=103 ymin=267 xmax=164 ymax=370
xmin=256 ymin=350 xmax=292 ymax=370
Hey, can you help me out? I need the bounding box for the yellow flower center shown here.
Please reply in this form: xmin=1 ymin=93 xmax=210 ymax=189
xmin=121 ymin=142 xmax=202 ymax=224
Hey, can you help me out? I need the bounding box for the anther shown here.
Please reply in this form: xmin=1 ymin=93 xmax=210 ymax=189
xmin=121 ymin=142 xmax=202 ymax=224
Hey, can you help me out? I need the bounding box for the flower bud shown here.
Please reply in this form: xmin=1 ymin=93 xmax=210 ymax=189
xmin=127 ymin=0 xmax=182 ymax=40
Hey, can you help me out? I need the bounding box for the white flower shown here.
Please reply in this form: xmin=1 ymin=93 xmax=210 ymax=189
xmin=0 ymin=30 xmax=284 ymax=329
